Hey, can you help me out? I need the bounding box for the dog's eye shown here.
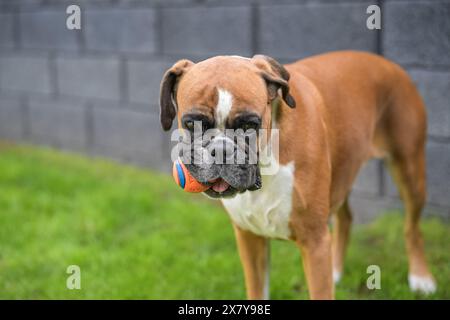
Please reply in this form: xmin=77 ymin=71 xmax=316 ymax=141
xmin=183 ymin=119 xmax=213 ymax=132
xmin=242 ymin=123 xmax=257 ymax=131
xmin=184 ymin=120 xmax=195 ymax=131
xmin=232 ymin=114 xmax=261 ymax=132
xmin=238 ymin=121 xmax=259 ymax=132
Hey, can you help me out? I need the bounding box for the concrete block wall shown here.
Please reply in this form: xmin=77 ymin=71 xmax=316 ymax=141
xmin=0 ymin=0 xmax=448 ymax=221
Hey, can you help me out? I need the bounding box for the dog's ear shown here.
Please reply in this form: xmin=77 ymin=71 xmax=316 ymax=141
xmin=251 ymin=55 xmax=296 ymax=108
xmin=159 ymin=59 xmax=195 ymax=131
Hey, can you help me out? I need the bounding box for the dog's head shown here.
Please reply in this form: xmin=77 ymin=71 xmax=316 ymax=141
xmin=159 ymin=55 xmax=295 ymax=198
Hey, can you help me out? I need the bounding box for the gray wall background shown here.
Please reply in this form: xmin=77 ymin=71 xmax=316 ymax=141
xmin=0 ymin=0 xmax=449 ymax=222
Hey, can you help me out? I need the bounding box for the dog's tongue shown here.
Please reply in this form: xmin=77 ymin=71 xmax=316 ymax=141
xmin=211 ymin=179 xmax=230 ymax=193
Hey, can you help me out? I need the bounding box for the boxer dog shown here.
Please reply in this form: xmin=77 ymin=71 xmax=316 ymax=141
xmin=159 ymin=51 xmax=436 ymax=299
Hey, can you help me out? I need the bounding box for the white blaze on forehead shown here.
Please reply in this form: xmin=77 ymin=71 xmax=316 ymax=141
xmin=215 ymin=89 xmax=233 ymax=129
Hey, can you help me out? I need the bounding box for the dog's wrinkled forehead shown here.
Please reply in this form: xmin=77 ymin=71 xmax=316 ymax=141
xmin=176 ymin=56 xmax=269 ymax=124
xmin=159 ymin=54 xmax=295 ymax=132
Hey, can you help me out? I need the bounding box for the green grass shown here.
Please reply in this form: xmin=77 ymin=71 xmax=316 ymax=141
xmin=0 ymin=142 xmax=448 ymax=299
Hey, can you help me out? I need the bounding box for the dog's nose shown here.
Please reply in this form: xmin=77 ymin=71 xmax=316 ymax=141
xmin=209 ymin=137 xmax=235 ymax=164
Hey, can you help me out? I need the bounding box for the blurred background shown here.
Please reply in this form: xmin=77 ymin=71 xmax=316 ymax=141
xmin=1 ymin=0 xmax=448 ymax=223
xmin=0 ymin=0 xmax=449 ymax=299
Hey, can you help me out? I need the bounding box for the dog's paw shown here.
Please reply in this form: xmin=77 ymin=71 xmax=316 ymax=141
xmin=333 ymin=269 xmax=342 ymax=284
xmin=408 ymin=274 xmax=437 ymax=295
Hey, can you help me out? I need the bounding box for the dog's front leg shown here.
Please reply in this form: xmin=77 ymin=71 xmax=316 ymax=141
xmin=233 ymin=224 xmax=270 ymax=300
xmin=292 ymin=211 xmax=334 ymax=300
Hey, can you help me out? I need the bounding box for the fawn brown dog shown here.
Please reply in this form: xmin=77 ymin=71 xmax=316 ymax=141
xmin=159 ymin=51 xmax=435 ymax=299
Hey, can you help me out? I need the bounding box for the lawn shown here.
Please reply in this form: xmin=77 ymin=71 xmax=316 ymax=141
xmin=0 ymin=142 xmax=448 ymax=299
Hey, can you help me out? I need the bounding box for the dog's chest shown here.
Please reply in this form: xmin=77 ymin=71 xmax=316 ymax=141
xmin=221 ymin=162 xmax=295 ymax=240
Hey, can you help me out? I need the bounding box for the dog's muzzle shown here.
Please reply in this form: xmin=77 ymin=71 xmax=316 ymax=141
xmin=183 ymin=134 xmax=262 ymax=198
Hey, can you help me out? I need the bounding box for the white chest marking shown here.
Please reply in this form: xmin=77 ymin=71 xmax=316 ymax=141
xmin=221 ymin=162 xmax=295 ymax=240
xmin=215 ymin=89 xmax=233 ymax=129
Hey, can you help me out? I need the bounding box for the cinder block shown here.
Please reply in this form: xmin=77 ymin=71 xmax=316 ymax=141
xmin=349 ymin=194 xmax=401 ymax=224
xmin=56 ymin=56 xmax=120 ymax=101
xmin=384 ymin=1 xmax=450 ymax=67
xmin=386 ymin=141 xmax=450 ymax=207
xmin=0 ymin=54 xmax=52 ymax=95
xmin=127 ymin=59 xmax=171 ymax=108
xmin=409 ymin=70 xmax=450 ymax=138
xmin=0 ymin=12 xmax=15 ymax=48
xmin=160 ymin=129 xmax=174 ymax=173
xmin=258 ymin=2 xmax=377 ymax=59
xmin=162 ymin=6 xmax=252 ymax=56
xmin=28 ymin=99 xmax=88 ymax=151
xmin=352 ymin=159 xmax=381 ymax=196
xmin=91 ymin=106 xmax=167 ymax=170
xmin=0 ymin=97 xmax=25 ymax=140
xmin=84 ymin=8 xmax=156 ymax=53
xmin=423 ymin=203 xmax=450 ymax=221
xmin=20 ymin=9 xmax=79 ymax=50
xmin=423 ymin=141 xmax=450 ymax=207
xmin=0 ymin=0 xmax=43 ymax=6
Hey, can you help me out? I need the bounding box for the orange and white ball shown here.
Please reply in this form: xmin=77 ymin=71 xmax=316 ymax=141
xmin=172 ymin=159 xmax=209 ymax=193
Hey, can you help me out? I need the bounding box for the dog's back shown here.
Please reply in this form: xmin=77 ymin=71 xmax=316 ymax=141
xmin=284 ymin=51 xmax=426 ymax=207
